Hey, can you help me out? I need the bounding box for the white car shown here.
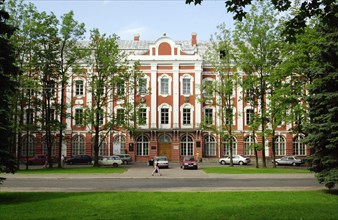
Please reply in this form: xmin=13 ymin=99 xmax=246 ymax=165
xmin=219 ymin=155 xmax=250 ymax=165
xmin=97 ymin=156 xmax=123 ymax=167
xmin=273 ymin=156 xmax=304 ymax=166
xmin=154 ymin=156 xmax=169 ymax=168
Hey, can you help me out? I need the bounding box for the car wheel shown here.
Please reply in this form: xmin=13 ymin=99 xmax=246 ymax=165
xmin=275 ymin=162 xmax=279 ymax=166
xmin=292 ymin=162 xmax=296 ymax=166
xmin=112 ymin=163 xmax=118 ymax=168
xmin=220 ymin=160 xmax=226 ymax=165
xmin=239 ymin=161 xmax=244 ymax=165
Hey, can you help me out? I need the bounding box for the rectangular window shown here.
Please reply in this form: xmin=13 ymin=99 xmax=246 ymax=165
xmin=99 ymin=109 xmax=104 ymax=125
xmin=75 ymin=80 xmax=84 ymax=96
xmin=183 ymin=108 xmax=191 ymax=125
xmin=183 ymin=78 xmax=190 ymax=95
xmin=26 ymin=109 xmax=34 ymax=125
xmin=224 ymin=107 xmax=233 ymax=125
xmin=138 ymin=78 xmax=147 ymax=95
xmin=205 ymin=108 xmax=213 ymax=125
xmin=161 ymin=78 xmax=169 ymax=95
xmin=203 ymin=81 xmax=213 ymax=97
xmin=46 ymin=80 xmax=55 ymax=97
xmin=138 ymin=108 xmax=147 ymax=125
xmin=49 ymin=109 xmax=55 ymax=122
xmin=246 ymin=109 xmax=254 ymax=125
xmin=117 ymin=109 xmax=125 ymax=125
xmin=161 ymin=108 xmax=169 ymax=124
xmin=117 ymin=81 xmax=125 ymax=96
xmin=75 ymin=109 xmax=83 ymax=126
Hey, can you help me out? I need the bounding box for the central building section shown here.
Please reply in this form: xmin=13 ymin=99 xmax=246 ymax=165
xmin=127 ymin=33 xmax=204 ymax=162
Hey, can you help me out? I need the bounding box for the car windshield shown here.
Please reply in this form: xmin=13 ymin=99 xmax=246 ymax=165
xmin=156 ymin=157 xmax=167 ymax=161
xmin=184 ymin=157 xmax=195 ymax=161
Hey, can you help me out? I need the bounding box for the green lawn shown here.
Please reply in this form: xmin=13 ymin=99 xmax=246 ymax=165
xmin=203 ymin=166 xmax=311 ymax=174
xmin=16 ymin=167 xmax=126 ymax=174
xmin=1 ymin=191 xmax=337 ymax=220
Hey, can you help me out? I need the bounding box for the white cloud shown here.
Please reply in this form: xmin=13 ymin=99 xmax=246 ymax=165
xmin=117 ymin=26 xmax=146 ymax=39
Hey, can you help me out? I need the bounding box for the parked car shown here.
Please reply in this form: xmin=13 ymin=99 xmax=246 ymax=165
xmin=66 ymin=155 xmax=92 ymax=165
xmin=273 ymin=156 xmax=304 ymax=166
xmin=180 ymin=156 xmax=198 ymax=170
xmin=96 ymin=156 xmax=123 ymax=167
xmin=219 ymin=155 xmax=250 ymax=165
xmin=154 ymin=156 xmax=169 ymax=168
xmin=25 ymin=154 xmax=56 ymax=165
xmin=116 ymin=154 xmax=132 ymax=164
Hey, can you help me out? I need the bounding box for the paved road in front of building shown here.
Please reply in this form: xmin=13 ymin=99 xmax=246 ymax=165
xmin=0 ymin=162 xmax=324 ymax=192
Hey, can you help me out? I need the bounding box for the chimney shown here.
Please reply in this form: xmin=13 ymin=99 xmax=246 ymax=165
xmin=134 ymin=34 xmax=140 ymax=41
xmin=191 ymin=32 xmax=197 ymax=46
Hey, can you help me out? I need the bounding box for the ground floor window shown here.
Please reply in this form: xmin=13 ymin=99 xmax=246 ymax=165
xmin=293 ymin=135 xmax=305 ymax=156
xmin=275 ymin=135 xmax=286 ymax=156
xmin=42 ymin=135 xmax=56 ymax=155
xmin=136 ymin=135 xmax=149 ymax=156
xmin=21 ymin=135 xmax=35 ymax=157
xmin=72 ymin=134 xmax=85 ymax=156
xmin=222 ymin=136 xmax=237 ymax=156
xmin=244 ymin=135 xmax=255 ymax=156
xmin=180 ymin=135 xmax=194 ymax=156
xmin=204 ymin=135 xmax=216 ymax=156
xmin=113 ymin=135 xmax=126 ymax=155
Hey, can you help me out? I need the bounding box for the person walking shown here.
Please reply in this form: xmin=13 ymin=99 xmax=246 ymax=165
xmin=152 ymin=159 xmax=161 ymax=176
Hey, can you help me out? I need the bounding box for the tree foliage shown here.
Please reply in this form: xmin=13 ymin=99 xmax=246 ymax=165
xmin=0 ymin=0 xmax=19 ymax=182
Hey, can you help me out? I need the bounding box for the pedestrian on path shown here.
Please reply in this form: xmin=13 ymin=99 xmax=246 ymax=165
xmin=152 ymin=159 xmax=161 ymax=176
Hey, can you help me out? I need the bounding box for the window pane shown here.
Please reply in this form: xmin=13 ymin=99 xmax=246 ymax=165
xmin=183 ymin=78 xmax=190 ymax=95
xmin=183 ymin=108 xmax=191 ymax=125
xmin=161 ymin=78 xmax=169 ymax=94
xmin=75 ymin=109 xmax=83 ymax=126
xmin=75 ymin=80 xmax=84 ymax=96
xmin=161 ymin=108 xmax=169 ymax=124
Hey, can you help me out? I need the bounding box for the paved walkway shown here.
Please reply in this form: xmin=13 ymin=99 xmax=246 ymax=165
xmin=2 ymin=162 xmax=316 ymax=180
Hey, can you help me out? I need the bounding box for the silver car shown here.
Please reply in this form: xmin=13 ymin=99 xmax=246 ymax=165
xmin=219 ymin=155 xmax=250 ymax=165
xmin=97 ymin=156 xmax=123 ymax=167
xmin=273 ymin=156 xmax=304 ymax=166
xmin=154 ymin=156 xmax=169 ymax=168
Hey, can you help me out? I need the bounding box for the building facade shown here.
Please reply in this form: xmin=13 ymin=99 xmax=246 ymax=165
xmin=20 ymin=33 xmax=309 ymax=162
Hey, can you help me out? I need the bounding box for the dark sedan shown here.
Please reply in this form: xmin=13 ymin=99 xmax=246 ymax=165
xmin=66 ymin=155 xmax=92 ymax=165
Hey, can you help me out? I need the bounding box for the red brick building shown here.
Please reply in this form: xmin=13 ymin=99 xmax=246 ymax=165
xmin=20 ymin=33 xmax=309 ymax=162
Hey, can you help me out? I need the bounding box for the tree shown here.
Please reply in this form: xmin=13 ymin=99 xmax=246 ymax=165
xmin=233 ymin=1 xmax=283 ymax=167
xmin=303 ymin=13 xmax=338 ymax=189
xmin=202 ymin=23 xmax=238 ymax=166
xmin=56 ymin=11 xmax=87 ymax=168
xmin=0 ymin=0 xmax=19 ymax=182
xmin=86 ymin=29 xmax=129 ymax=166
xmin=186 ymin=0 xmax=336 ymax=40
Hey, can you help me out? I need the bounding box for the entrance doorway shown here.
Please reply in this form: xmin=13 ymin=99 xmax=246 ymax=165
xmin=158 ymin=135 xmax=172 ymax=161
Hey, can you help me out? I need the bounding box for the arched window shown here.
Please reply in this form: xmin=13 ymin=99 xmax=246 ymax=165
xmin=92 ymin=136 xmax=106 ymax=156
xmin=21 ymin=135 xmax=35 ymax=157
xmin=136 ymin=135 xmax=149 ymax=156
xmin=223 ymin=136 xmax=237 ymax=156
xmin=204 ymin=135 xmax=216 ymax=156
xmin=72 ymin=135 xmax=85 ymax=156
xmin=275 ymin=135 xmax=286 ymax=156
xmin=42 ymin=135 xmax=56 ymax=155
xmin=158 ymin=134 xmax=171 ymax=143
xmin=180 ymin=135 xmax=194 ymax=156
xmin=113 ymin=135 xmax=126 ymax=155
xmin=293 ymin=135 xmax=305 ymax=156
xmin=244 ymin=136 xmax=255 ymax=156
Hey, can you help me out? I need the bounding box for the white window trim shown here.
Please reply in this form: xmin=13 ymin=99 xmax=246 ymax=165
xmin=180 ymin=74 xmax=193 ymax=97
xmin=138 ymin=106 xmax=150 ymax=129
xmin=201 ymin=78 xmax=215 ymax=98
xmin=73 ymin=77 xmax=86 ymax=98
xmin=158 ymin=74 xmax=172 ymax=97
xmin=202 ymin=106 xmax=215 ymax=126
xmin=158 ymin=103 xmax=172 ymax=129
xmin=180 ymin=103 xmax=194 ymax=128
xmin=138 ymin=74 xmax=150 ymax=96
xmin=244 ymin=106 xmax=254 ymax=126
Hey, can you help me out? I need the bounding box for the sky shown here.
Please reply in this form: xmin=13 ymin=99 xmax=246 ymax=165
xmin=26 ymin=0 xmax=236 ymax=41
